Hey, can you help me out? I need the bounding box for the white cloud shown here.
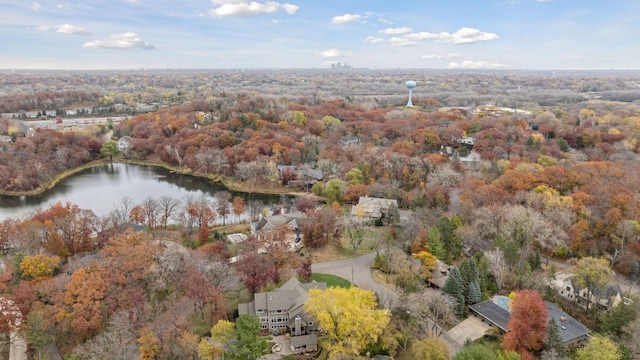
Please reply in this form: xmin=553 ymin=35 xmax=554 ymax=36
xmin=439 ymin=27 xmax=498 ymax=44
xmin=209 ymin=1 xmax=299 ymax=17
xmin=126 ymin=0 xmax=141 ymax=3
xmin=30 ymin=2 xmax=42 ymax=12
xmin=421 ymin=53 xmax=460 ymax=59
xmin=378 ymin=27 xmax=412 ymax=35
xmin=448 ymin=60 xmax=508 ymax=69
xmin=404 ymin=32 xmax=440 ymax=41
xmin=317 ymin=48 xmax=342 ymax=58
xmin=364 ymin=36 xmax=384 ymax=44
xmin=82 ymin=32 xmax=155 ymax=50
xmin=56 ymin=24 xmax=90 ymax=35
xmin=331 ymin=13 xmax=361 ymax=24
xmin=280 ymin=3 xmax=298 ymax=14
xmin=389 ymin=37 xmax=417 ymax=47
xmin=37 ymin=24 xmax=91 ymax=36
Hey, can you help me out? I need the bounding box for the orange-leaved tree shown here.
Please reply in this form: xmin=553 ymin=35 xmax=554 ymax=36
xmin=502 ymin=289 xmax=548 ymax=360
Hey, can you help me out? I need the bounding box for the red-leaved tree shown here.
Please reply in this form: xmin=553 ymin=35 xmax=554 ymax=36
xmin=502 ymin=289 xmax=548 ymax=360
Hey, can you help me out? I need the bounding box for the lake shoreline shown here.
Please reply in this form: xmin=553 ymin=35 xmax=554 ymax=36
xmin=0 ymin=158 xmax=319 ymax=201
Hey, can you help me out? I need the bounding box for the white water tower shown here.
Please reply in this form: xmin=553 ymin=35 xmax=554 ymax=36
xmin=405 ymin=80 xmax=416 ymax=107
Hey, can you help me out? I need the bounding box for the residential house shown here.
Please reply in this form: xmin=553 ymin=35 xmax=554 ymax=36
xmin=300 ymin=168 xmax=323 ymax=182
xmin=277 ymin=165 xmax=297 ymax=185
xmin=350 ymin=196 xmax=398 ymax=222
xmin=238 ymin=277 xmax=326 ymax=353
xmin=469 ymin=296 xmax=590 ymax=348
xmin=250 ymin=211 xmax=306 ymax=250
xmin=340 ymin=136 xmax=361 ymax=146
xmin=117 ymin=136 xmax=133 ymax=153
xmin=428 ymin=260 xmax=452 ymax=290
xmin=17 ymin=123 xmax=34 ymax=137
xmin=550 ymin=272 xmax=627 ymax=310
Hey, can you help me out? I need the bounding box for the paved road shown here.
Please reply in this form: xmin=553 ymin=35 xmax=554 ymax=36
xmin=312 ymin=253 xmax=399 ymax=307
xmin=312 ymin=253 xmax=461 ymax=355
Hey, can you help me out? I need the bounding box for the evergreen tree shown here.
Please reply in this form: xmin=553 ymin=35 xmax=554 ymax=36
xmin=545 ymin=318 xmax=566 ymax=359
xmin=460 ymin=258 xmax=481 ymax=304
xmin=530 ymin=249 xmax=542 ymax=271
xmin=428 ymin=227 xmax=447 ymax=261
xmin=466 ymin=280 xmax=481 ymax=305
xmin=436 ymin=216 xmax=463 ymax=260
xmin=473 ymin=252 xmax=492 ymax=295
xmin=442 ymin=267 xmax=465 ymax=317
xmin=230 ymin=315 xmax=270 ymax=360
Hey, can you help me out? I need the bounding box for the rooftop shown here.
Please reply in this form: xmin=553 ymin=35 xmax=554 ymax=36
xmin=469 ymin=296 xmax=591 ymax=344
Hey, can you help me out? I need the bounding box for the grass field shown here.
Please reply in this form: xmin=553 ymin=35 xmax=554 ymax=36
xmin=310 ymin=273 xmax=351 ymax=288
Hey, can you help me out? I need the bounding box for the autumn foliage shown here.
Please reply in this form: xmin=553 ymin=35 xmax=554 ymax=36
xmin=502 ymin=290 xmax=548 ymax=360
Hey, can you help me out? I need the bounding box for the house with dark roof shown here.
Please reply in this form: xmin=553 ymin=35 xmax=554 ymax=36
xmin=469 ymin=296 xmax=590 ymax=348
xmin=238 ymin=278 xmax=326 ymax=353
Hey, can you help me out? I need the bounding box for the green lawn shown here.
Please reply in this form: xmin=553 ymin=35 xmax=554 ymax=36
xmin=309 ymin=273 xmax=352 ymax=288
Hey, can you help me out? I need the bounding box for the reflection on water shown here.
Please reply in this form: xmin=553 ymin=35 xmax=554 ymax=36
xmin=0 ymin=163 xmax=279 ymax=220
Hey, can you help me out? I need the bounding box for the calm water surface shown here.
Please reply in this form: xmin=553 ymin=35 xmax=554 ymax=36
xmin=0 ymin=163 xmax=279 ymax=220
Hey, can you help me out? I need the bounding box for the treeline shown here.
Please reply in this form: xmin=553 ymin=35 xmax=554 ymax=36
xmin=0 ymin=91 xmax=99 ymax=113
xmin=0 ymin=129 xmax=102 ymax=191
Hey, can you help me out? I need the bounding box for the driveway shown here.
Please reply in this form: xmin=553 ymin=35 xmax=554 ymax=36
xmin=311 ymin=253 xmax=399 ymax=307
xmin=312 ymin=253 xmax=461 ymax=355
xmin=447 ymin=315 xmax=491 ymax=345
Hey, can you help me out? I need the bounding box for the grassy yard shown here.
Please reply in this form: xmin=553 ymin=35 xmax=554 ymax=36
xmin=306 ymin=226 xmax=388 ymax=263
xmin=310 ymin=273 xmax=351 ymax=288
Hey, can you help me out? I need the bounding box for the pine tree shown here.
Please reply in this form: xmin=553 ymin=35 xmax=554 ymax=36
xmin=443 ymin=267 xmax=465 ymax=317
xmin=545 ymin=318 xmax=566 ymax=359
xmin=460 ymin=258 xmax=480 ymax=304
xmin=466 ymin=280 xmax=481 ymax=305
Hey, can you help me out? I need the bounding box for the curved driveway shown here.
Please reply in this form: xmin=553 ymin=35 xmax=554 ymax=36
xmin=311 ymin=252 xmax=399 ymax=306
xmin=312 ymin=252 xmax=461 ymax=355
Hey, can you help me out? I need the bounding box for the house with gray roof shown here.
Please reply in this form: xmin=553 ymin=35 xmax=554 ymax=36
xmin=238 ymin=277 xmax=326 ymax=353
xmin=469 ymin=296 xmax=590 ymax=348
xmin=350 ymin=196 xmax=398 ymax=222
xmin=250 ymin=211 xmax=306 ymax=247
xmin=550 ymin=272 xmax=627 ymax=311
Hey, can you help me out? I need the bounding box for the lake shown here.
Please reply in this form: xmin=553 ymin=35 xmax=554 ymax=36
xmin=0 ymin=163 xmax=281 ymax=221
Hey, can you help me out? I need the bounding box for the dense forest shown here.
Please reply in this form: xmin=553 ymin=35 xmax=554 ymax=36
xmin=2 ymin=71 xmax=640 ymax=359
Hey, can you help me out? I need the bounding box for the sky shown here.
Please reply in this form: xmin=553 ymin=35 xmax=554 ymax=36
xmin=0 ymin=0 xmax=639 ymax=70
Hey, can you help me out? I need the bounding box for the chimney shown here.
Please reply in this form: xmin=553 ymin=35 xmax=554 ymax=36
xmin=294 ymin=316 xmax=302 ymax=336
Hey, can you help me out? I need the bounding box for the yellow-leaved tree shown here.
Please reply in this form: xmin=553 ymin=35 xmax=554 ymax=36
xmin=304 ymin=287 xmax=390 ymax=357
xmin=20 ymin=254 xmax=60 ymax=280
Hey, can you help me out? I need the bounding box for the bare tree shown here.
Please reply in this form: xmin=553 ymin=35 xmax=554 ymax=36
xmin=110 ymin=196 xmax=134 ymax=226
xmin=214 ymin=191 xmax=232 ymax=226
xmin=158 ymin=196 xmax=181 ymax=229
xmin=486 ymin=249 xmax=508 ymax=290
xmin=72 ymin=310 xmax=139 ymax=360
xmin=141 ymin=197 xmax=160 ymax=228
xmin=344 ymin=217 xmax=366 ymax=254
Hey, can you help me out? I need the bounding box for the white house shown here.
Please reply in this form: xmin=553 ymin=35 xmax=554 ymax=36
xmin=350 ymin=196 xmax=398 ymax=222
xmin=117 ymin=136 xmax=132 ymax=153
xmin=550 ymin=272 xmax=626 ymax=310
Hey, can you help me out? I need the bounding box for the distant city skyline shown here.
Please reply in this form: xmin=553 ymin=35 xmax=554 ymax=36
xmin=1 ymin=0 xmax=639 ymax=70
